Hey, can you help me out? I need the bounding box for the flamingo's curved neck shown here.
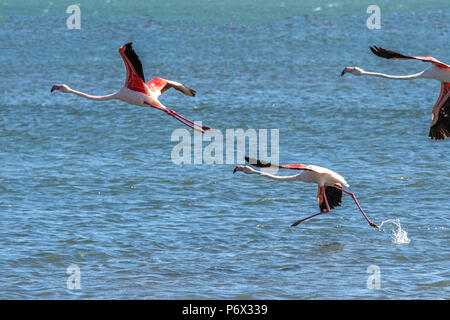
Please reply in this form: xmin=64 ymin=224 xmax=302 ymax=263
xmin=361 ymin=71 xmax=425 ymax=80
xmin=250 ymin=169 xmax=303 ymax=181
xmin=67 ymin=88 xmax=119 ymax=101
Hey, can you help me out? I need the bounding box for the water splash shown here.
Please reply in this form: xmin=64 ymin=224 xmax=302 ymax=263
xmin=379 ymin=219 xmax=410 ymax=244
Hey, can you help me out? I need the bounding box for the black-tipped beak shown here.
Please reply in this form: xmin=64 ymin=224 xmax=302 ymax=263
xmin=233 ymin=168 xmax=237 ymax=174
xmin=340 ymin=69 xmax=346 ymax=76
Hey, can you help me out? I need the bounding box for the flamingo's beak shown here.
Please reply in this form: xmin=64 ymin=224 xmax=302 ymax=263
xmin=50 ymin=85 xmax=57 ymax=92
xmin=233 ymin=167 xmax=237 ymax=173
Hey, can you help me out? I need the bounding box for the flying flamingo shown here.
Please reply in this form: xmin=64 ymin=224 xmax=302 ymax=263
xmin=341 ymin=46 xmax=450 ymax=140
xmin=233 ymin=157 xmax=378 ymax=228
xmin=51 ymin=42 xmax=210 ymax=133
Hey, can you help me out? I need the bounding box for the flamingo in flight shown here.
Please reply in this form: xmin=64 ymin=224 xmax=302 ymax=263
xmin=51 ymin=43 xmax=210 ymax=133
xmin=233 ymin=157 xmax=378 ymax=228
xmin=342 ymin=46 xmax=450 ymax=140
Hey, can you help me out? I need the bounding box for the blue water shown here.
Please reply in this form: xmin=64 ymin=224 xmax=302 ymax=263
xmin=1 ymin=1 xmax=449 ymax=299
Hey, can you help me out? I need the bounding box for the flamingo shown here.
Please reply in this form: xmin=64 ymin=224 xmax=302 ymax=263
xmin=341 ymin=46 xmax=450 ymax=140
xmin=50 ymin=42 xmax=210 ymax=133
xmin=233 ymin=157 xmax=379 ymax=228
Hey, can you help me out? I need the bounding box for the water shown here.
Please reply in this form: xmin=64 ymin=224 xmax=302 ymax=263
xmin=1 ymin=0 xmax=449 ymax=299
xmin=379 ymin=219 xmax=411 ymax=244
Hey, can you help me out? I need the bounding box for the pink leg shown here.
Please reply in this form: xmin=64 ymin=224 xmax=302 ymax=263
xmin=168 ymin=110 xmax=211 ymax=131
xmin=167 ymin=111 xmax=205 ymax=133
xmin=291 ymin=186 xmax=330 ymax=227
xmin=143 ymin=102 xmax=209 ymax=133
xmin=333 ymin=185 xmax=378 ymax=228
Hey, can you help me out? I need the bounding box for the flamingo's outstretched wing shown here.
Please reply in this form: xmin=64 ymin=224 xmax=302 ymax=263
xmin=430 ymin=83 xmax=450 ymax=140
xmin=370 ymin=46 xmax=450 ymax=69
xmin=147 ymin=77 xmax=196 ymax=98
xmin=118 ymin=43 xmax=148 ymax=93
xmin=244 ymin=157 xmax=314 ymax=171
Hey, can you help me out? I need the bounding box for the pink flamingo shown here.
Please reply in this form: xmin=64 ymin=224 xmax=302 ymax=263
xmin=233 ymin=157 xmax=378 ymax=228
xmin=342 ymin=46 xmax=450 ymax=140
xmin=51 ymin=43 xmax=210 ymax=133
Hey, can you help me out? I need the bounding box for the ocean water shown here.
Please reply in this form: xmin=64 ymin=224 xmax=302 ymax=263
xmin=0 ymin=0 xmax=449 ymax=299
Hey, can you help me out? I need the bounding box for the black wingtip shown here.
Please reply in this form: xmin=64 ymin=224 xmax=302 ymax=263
xmin=429 ymin=98 xmax=450 ymax=141
xmin=319 ymin=186 xmax=343 ymax=212
xmin=370 ymin=45 xmax=411 ymax=60
xmin=370 ymin=45 xmax=384 ymax=57
xmin=244 ymin=156 xmax=255 ymax=164
xmin=245 ymin=156 xmax=272 ymax=168
xmin=123 ymin=42 xmax=145 ymax=82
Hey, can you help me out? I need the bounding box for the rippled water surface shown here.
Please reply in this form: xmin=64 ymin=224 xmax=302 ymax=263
xmin=0 ymin=0 xmax=449 ymax=299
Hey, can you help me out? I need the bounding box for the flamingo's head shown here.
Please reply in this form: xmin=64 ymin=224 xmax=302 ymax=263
xmin=50 ymin=84 xmax=70 ymax=93
xmin=233 ymin=165 xmax=255 ymax=174
xmin=341 ymin=66 xmax=365 ymax=76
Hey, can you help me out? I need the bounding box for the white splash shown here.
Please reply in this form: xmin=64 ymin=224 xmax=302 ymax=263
xmin=379 ymin=219 xmax=410 ymax=244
